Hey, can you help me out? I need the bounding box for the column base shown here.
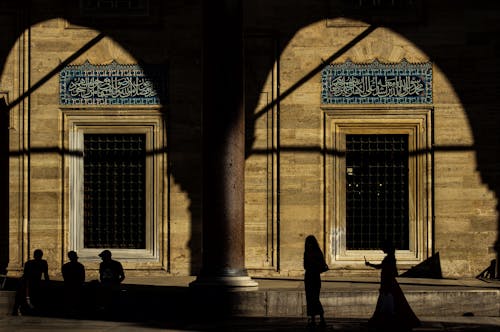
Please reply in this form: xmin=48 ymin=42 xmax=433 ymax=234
xmin=189 ymin=275 xmax=258 ymax=291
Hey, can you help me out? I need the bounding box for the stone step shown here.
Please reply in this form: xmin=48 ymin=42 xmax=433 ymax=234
xmin=231 ymin=288 xmax=500 ymax=318
xmin=0 ymin=291 xmax=15 ymax=316
xmin=1 ymin=284 xmax=498 ymax=319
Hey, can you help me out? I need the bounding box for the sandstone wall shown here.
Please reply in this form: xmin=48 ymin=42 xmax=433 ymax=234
xmin=0 ymin=0 xmax=498 ymax=279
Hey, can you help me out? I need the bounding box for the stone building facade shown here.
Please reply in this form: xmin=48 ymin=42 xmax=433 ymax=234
xmin=0 ymin=0 xmax=499 ymax=282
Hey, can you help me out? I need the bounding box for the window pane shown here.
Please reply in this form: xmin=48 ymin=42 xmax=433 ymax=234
xmin=345 ymin=0 xmax=417 ymax=9
xmin=345 ymin=134 xmax=409 ymax=250
xmin=83 ymin=134 xmax=146 ymax=249
xmin=79 ymin=0 xmax=148 ymax=16
xmin=329 ymin=0 xmax=424 ymax=25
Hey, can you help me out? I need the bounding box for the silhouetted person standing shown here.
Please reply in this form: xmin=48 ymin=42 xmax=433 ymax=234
xmin=304 ymin=235 xmax=328 ymax=329
xmin=365 ymin=240 xmax=420 ymax=331
xmin=12 ymin=249 xmax=49 ymax=315
xmin=97 ymin=250 xmax=125 ymax=313
xmin=62 ymin=251 xmax=85 ymax=315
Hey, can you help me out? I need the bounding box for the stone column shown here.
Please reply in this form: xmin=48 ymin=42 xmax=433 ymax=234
xmin=0 ymin=98 xmax=8 ymax=274
xmin=495 ymin=228 xmax=500 ymax=279
xmin=190 ymin=0 xmax=257 ymax=289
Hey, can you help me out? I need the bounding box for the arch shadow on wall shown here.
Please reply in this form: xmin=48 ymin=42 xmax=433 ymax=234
xmin=0 ymin=0 xmax=499 ymax=277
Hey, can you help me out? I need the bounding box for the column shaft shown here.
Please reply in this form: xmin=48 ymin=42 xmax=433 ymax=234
xmin=192 ymin=0 xmax=257 ymax=288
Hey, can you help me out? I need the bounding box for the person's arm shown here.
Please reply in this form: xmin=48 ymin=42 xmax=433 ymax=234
xmin=43 ymin=261 xmax=50 ymax=281
xmin=98 ymin=264 xmax=103 ymax=282
xmin=118 ymin=263 xmax=125 ymax=283
xmin=365 ymin=261 xmax=382 ymax=269
xmin=80 ymin=265 xmax=86 ymax=283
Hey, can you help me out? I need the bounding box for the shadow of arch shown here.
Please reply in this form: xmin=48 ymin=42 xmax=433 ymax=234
xmin=0 ymin=3 xmax=205 ymax=274
xmin=0 ymin=0 xmax=498 ymax=278
xmin=242 ymin=0 xmax=500 ymax=276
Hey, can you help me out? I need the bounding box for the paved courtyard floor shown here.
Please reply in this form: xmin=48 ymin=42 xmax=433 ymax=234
xmin=1 ymin=316 xmax=500 ymax=332
xmin=2 ymin=276 xmax=500 ymax=330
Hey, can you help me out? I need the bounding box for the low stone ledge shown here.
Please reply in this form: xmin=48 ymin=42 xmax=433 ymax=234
xmin=0 ymin=291 xmax=15 ymax=316
xmin=231 ymin=288 xmax=500 ymax=318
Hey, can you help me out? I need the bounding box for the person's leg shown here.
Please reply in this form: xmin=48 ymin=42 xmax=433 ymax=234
xmin=312 ymin=286 xmax=324 ymax=326
xmin=319 ymin=313 xmax=326 ymax=327
xmin=307 ymin=315 xmax=316 ymax=327
xmin=305 ymin=282 xmax=316 ymax=327
xmin=12 ymin=284 xmax=24 ymax=315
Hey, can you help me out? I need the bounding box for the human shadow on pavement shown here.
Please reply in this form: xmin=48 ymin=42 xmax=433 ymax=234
xmin=476 ymin=259 xmax=497 ymax=280
xmin=400 ymin=253 xmax=443 ymax=279
xmin=4 ymin=276 xmax=500 ymax=331
xmin=6 ymin=277 xmax=261 ymax=326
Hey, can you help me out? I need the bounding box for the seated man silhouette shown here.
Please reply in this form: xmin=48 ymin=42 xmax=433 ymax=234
xmin=62 ymin=251 xmax=85 ymax=315
xmin=13 ymin=249 xmax=50 ymax=315
xmin=97 ymin=250 xmax=125 ymax=313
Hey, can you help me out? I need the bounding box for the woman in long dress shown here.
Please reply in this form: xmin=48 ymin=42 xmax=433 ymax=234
xmin=304 ymin=235 xmax=329 ymax=328
xmin=365 ymin=241 xmax=420 ymax=331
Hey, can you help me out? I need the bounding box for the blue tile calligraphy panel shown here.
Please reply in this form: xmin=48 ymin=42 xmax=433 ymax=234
xmin=321 ymin=60 xmax=432 ymax=104
xmin=60 ymin=61 xmax=167 ymax=105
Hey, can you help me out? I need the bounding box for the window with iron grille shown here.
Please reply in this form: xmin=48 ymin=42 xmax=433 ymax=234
xmin=66 ymin=0 xmax=161 ymax=28
xmin=345 ymin=134 xmax=409 ymax=250
xmin=65 ymin=114 xmax=164 ymax=262
xmin=79 ymin=0 xmax=149 ymax=16
xmin=325 ymin=108 xmax=432 ymax=265
xmin=343 ymin=0 xmax=418 ymax=10
xmin=327 ymin=0 xmax=424 ymax=26
xmin=83 ymin=134 xmax=146 ymax=249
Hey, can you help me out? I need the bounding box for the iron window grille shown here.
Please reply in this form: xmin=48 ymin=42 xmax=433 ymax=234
xmin=327 ymin=0 xmax=424 ymax=26
xmin=83 ymin=134 xmax=146 ymax=249
xmin=344 ymin=0 xmax=418 ymax=9
xmin=345 ymin=134 xmax=409 ymax=250
xmin=80 ymin=0 xmax=149 ymax=16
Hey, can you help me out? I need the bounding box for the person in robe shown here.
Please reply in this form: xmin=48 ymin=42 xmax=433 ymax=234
xmin=303 ymin=235 xmax=329 ymax=329
xmin=365 ymin=240 xmax=421 ymax=331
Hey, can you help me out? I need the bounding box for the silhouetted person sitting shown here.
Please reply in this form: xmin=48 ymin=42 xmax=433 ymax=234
xmin=365 ymin=240 xmax=420 ymax=331
xmin=304 ymin=235 xmax=328 ymax=329
xmin=13 ymin=249 xmax=49 ymax=315
xmin=99 ymin=250 xmax=125 ymax=285
xmin=62 ymin=250 xmax=85 ymax=315
xmin=97 ymin=250 xmax=125 ymax=313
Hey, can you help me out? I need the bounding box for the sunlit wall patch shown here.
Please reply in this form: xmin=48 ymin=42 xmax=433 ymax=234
xmin=59 ymin=60 xmax=167 ymax=105
xmin=321 ymin=59 xmax=432 ymax=104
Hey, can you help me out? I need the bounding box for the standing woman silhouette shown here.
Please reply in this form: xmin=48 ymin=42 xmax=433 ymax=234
xmin=303 ymin=235 xmax=328 ymax=328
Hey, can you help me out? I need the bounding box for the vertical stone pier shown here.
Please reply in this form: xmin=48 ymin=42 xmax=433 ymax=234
xmin=190 ymin=0 xmax=258 ymax=289
xmin=0 ymin=97 xmax=9 ymax=274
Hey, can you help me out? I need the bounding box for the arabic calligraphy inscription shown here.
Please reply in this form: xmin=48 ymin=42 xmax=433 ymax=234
xmin=60 ymin=61 xmax=166 ymax=105
xmin=321 ymin=60 xmax=432 ymax=104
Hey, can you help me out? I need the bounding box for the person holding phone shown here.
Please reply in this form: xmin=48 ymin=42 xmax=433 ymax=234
xmin=365 ymin=240 xmax=420 ymax=331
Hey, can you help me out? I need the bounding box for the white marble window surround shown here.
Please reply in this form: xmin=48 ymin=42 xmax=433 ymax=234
xmin=63 ymin=110 xmax=165 ymax=262
xmin=323 ymin=106 xmax=433 ymax=267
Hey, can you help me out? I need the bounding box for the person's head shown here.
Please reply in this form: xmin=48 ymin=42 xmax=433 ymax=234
xmin=68 ymin=250 xmax=78 ymax=262
xmin=305 ymin=235 xmax=320 ymax=252
xmin=382 ymin=239 xmax=395 ymax=255
xmin=33 ymin=249 xmax=43 ymax=260
xmin=99 ymin=249 xmax=112 ymax=261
